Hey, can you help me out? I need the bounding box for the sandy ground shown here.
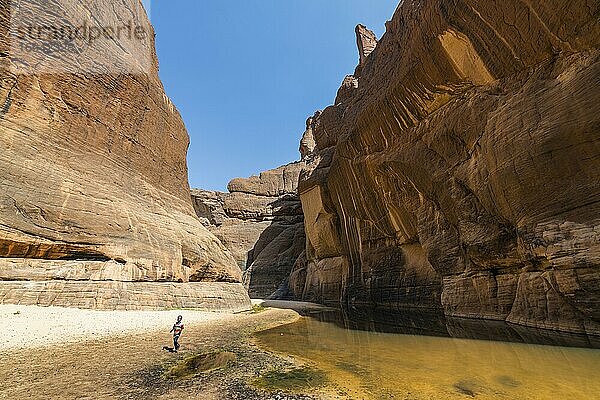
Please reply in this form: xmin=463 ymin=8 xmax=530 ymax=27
xmin=0 ymin=305 xmax=315 ymax=400
xmin=0 ymin=304 xmax=237 ymax=350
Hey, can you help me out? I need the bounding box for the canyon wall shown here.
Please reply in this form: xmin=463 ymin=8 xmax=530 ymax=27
xmin=291 ymin=0 xmax=600 ymax=334
xmin=192 ymin=162 xmax=305 ymax=298
xmin=0 ymin=0 xmax=250 ymax=310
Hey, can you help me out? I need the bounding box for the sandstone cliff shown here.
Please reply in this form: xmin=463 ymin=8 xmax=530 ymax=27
xmin=291 ymin=0 xmax=600 ymax=334
xmin=192 ymin=162 xmax=306 ymax=298
xmin=0 ymin=0 xmax=250 ymax=310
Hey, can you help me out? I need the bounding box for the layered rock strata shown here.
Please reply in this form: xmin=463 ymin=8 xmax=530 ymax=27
xmin=192 ymin=163 xmax=305 ymax=298
xmin=291 ymin=0 xmax=600 ymax=334
xmin=0 ymin=0 xmax=249 ymax=311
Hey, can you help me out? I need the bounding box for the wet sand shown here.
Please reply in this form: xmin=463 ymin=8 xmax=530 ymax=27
xmin=0 ymin=305 xmax=319 ymax=400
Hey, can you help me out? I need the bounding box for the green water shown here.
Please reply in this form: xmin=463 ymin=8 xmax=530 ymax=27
xmin=255 ymin=313 xmax=600 ymax=399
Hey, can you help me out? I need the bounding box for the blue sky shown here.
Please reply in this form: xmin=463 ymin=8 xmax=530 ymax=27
xmin=150 ymin=1 xmax=398 ymax=191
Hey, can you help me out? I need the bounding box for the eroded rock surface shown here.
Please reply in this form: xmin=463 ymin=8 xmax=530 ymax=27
xmin=291 ymin=0 xmax=600 ymax=334
xmin=0 ymin=0 xmax=249 ymax=311
xmin=355 ymin=24 xmax=377 ymax=66
xmin=192 ymin=163 xmax=306 ymax=298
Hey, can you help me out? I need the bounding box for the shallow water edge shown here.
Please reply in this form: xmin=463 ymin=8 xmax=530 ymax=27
xmin=254 ymin=309 xmax=600 ymax=399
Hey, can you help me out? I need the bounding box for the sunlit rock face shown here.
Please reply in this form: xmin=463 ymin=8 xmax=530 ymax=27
xmin=192 ymin=163 xmax=306 ymax=299
xmin=291 ymin=0 xmax=600 ymax=334
xmin=0 ymin=0 xmax=250 ymax=311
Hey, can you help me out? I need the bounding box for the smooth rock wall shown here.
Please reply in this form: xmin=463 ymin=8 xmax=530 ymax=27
xmin=0 ymin=0 xmax=250 ymax=310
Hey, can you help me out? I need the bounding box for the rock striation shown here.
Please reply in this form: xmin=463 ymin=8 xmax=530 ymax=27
xmin=192 ymin=163 xmax=306 ymax=298
xmin=0 ymin=0 xmax=250 ymax=311
xmin=291 ymin=0 xmax=600 ymax=334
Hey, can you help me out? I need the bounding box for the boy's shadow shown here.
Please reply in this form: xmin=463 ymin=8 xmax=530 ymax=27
xmin=162 ymin=346 xmax=177 ymax=353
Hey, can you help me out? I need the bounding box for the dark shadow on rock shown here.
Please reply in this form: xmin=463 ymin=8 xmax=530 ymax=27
xmin=244 ymin=195 xmax=306 ymax=299
xmin=299 ymin=305 xmax=600 ymax=349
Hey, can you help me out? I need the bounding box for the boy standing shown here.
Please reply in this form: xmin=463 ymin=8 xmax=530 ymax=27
xmin=170 ymin=315 xmax=184 ymax=352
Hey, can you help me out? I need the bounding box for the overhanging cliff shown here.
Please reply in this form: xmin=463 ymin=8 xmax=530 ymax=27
xmin=291 ymin=0 xmax=600 ymax=334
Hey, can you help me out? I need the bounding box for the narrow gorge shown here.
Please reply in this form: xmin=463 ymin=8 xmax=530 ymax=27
xmin=1 ymin=0 xmax=598 ymax=334
xmin=192 ymin=162 xmax=305 ymax=299
xmin=1 ymin=1 xmax=600 ymax=399
xmin=195 ymin=0 xmax=600 ymax=336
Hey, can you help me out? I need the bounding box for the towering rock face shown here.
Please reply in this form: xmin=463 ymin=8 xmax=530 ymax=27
xmin=292 ymin=0 xmax=600 ymax=334
xmin=192 ymin=163 xmax=306 ymax=298
xmin=0 ymin=0 xmax=250 ymax=310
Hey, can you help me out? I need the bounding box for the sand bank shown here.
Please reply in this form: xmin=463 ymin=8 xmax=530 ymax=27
xmin=0 ymin=305 xmax=306 ymax=399
xmin=0 ymin=304 xmax=236 ymax=351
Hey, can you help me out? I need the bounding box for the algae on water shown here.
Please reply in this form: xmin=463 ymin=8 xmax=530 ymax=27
xmin=165 ymin=351 xmax=236 ymax=379
xmin=251 ymin=304 xmax=266 ymax=314
xmin=252 ymin=366 xmax=328 ymax=391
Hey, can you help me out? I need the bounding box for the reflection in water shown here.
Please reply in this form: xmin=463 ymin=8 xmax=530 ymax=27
xmin=304 ymin=307 xmax=600 ymax=349
xmin=255 ymin=309 xmax=600 ymax=399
